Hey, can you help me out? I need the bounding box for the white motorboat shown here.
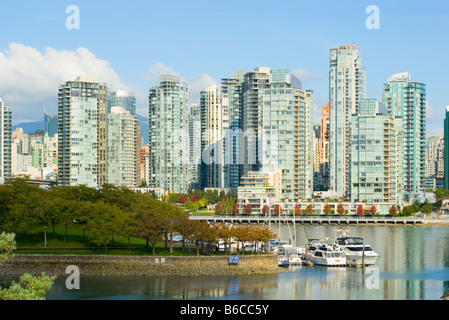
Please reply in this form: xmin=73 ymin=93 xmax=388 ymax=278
xmin=306 ymin=239 xmax=346 ymax=267
xmin=278 ymin=254 xmax=290 ymax=267
xmin=278 ymin=244 xmax=304 ymax=265
xmin=333 ymin=231 xmax=380 ymax=267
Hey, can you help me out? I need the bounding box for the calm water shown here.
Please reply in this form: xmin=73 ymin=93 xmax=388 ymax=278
xmin=42 ymin=225 xmax=449 ymax=300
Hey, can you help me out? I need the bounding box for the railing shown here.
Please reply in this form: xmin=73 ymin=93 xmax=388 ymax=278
xmin=190 ymin=214 xmax=425 ymax=225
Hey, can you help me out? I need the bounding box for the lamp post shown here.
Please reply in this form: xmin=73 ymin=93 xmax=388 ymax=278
xmin=44 ymin=225 xmax=47 ymax=248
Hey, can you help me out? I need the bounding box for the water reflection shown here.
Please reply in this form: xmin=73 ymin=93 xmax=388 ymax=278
xmin=38 ymin=226 xmax=449 ymax=300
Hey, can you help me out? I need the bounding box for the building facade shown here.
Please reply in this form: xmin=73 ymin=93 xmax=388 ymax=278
xmin=58 ymin=76 xmax=108 ymax=188
xmin=382 ymin=72 xmax=426 ymax=195
xmin=259 ymin=70 xmax=314 ymax=200
xmin=108 ymin=106 xmax=140 ymax=187
xmin=200 ymin=85 xmax=223 ymax=189
xmin=0 ymin=98 xmax=12 ymax=179
xmin=148 ymin=75 xmax=190 ymax=193
xmin=350 ymin=99 xmax=404 ymax=206
xmin=44 ymin=111 xmax=58 ymax=138
xmin=329 ymin=44 xmax=366 ymax=199
xmin=108 ymin=90 xmax=136 ymax=115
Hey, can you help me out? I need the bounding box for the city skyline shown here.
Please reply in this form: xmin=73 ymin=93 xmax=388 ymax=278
xmin=0 ymin=1 xmax=447 ymax=139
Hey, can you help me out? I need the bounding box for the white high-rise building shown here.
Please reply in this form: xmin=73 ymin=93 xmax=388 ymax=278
xmin=200 ymin=85 xmax=223 ymax=189
xmin=108 ymin=106 xmax=140 ymax=187
xmin=148 ymin=75 xmax=190 ymax=193
xmin=0 ymin=98 xmax=12 ymax=180
xmin=58 ymin=76 xmax=108 ymax=188
xmin=329 ymin=44 xmax=366 ymax=199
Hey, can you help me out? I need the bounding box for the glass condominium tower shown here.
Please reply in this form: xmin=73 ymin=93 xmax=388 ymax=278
xmin=260 ymin=70 xmax=314 ymax=200
xmin=0 ymin=98 xmax=12 ymax=179
xmin=58 ymin=76 xmax=108 ymax=188
xmin=148 ymin=75 xmax=189 ymax=193
xmin=329 ymin=44 xmax=366 ymax=199
xmin=382 ymin=72 xmax=426 ymax=195
xmin=108 ymin=90 xmax=136 ymax=115
xmin=444 ymin=106 xmax=449 ymax=189
xmin=350 ymin=99 xmax=404 ymax=206
xmin=221 ymin=72 xmax=246 ymax=192
xmin=200 ymin=85 xmax=223 ymax=189
xmin=108 ymin=106 xmax=141 ymax=187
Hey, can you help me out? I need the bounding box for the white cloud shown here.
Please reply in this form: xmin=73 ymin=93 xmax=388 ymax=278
xmin=146 ymin=62 xmax=179 ymax=86
xmin=0 ymin=43 xmax=136 ymax=124
xmin=187 ymin=73 xmax=219 ymax=103
xmin=291 ymin=69 xmax=323 ymax=82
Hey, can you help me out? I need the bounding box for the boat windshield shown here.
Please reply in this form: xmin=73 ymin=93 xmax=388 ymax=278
xmin=346 ymin=246 xmax=373 ymax=252
xmin=338 ymin=237 xmax=364 ymax=245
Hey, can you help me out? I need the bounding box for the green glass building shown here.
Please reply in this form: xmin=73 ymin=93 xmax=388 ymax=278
xmin=350 ymin=99 xmax=403 ymax=206
xmin=148 ymin=75 xmax=190 ymax=193
xmin=382 ymin=72 xmax=426 ymax=195
xmin=444 ymin=106 xmax=449 ymax=189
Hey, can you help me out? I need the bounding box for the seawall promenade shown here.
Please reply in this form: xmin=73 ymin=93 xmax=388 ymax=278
xmin=0 ymin=254 xmax=282 ymax=277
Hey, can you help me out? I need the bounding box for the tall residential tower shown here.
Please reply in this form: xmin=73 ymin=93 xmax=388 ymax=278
xmin=329 ymin=44 xmax=366 ymax=199
xmin=148 ymin=75 xmax=190 ymax=193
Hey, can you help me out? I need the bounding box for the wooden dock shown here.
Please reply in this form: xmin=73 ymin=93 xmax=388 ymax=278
xmin=189 ymin=215 xmax=425 ymax=226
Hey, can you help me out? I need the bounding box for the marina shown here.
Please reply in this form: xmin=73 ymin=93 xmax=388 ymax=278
xmin=39 ymin=225 xmax=449 ymax=300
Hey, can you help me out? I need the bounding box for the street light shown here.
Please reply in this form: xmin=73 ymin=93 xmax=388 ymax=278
xmin=44 ymin=225 xmax=47 ymax=248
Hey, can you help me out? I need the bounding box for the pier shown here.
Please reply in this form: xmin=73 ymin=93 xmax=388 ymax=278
xmin=189 ymin=215 xmax=425 ymax=226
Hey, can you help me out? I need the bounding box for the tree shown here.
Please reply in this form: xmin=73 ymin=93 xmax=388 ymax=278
xmin=389 ymin=205 xmax=398 ymax=216
xmin=369 ymin=205 xmax=377 ymax=215
xmin=178 ymin=194 xmax=189 ymax=204
xmin=324 ymin=204 xmax=332 ymax=215
xmin=0 ymin=232 xmax=55 ymax=300
xmin=294 ymin=204 xmax=301 ymax=216
xmin=274 ymin=205 xmax=283 ymax=215
xmin=244 ymin=204 xmax=253 ymax=215
xmin=231 ymin=203 xmax=239 ymax=215
xmin=421 ymin=203 xmax=434 ymax=215
xmin=215 ymin=203 xmax=223 ymax=215
xmin=133 ymin=200 xmax=167 ymax=255
xmin=357 ymin=205 xmax=364 ymax=216
xmin=305 ymin=204 xmax=313 ymax=215
xmin=262 ymin=205 xmax=269 ymax=215
xmin=85 ymin=201 xmax=125 ymax=254
xmin=337 ymin=204 xmax=345 ymax=215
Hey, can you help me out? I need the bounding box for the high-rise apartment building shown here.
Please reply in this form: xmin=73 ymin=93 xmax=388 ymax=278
xmin=200 ymin=85 xmax=223 ymax=189
xmin=260 ymin=70 xmax=314 ymax=200
xmin=320 ymin=103 xmax=330 ymax=189
xmin=221 ymin=72 xmax=245 ymax=192
xmin=426 ymin=135 xmax=444 ymax=181
xmin=350 ymin=99 xmax=403 ymax=206
xmin=148 ymin=75 xmax=190 ymax=193
xmin=58 ymin=76 xmax=108 ymax=188
xmin=444 ymin=107 xmax=449 ymax=190
xmin=0 ymin=98 xmax=12 ymax=180
xmin=108 ymin=90 xmax=136 ymax=115
xmin=189 ymin=103 xmax=201 ymax=190
xmin=241 ymin=67 xmax=272 ymax=177
xmin=108 ymin=106 xmax=140 ymax=187
xmin=329 ymin=44 xmax=366 ymax=199
xmin=382 ymin=72 xmax=426 ymax=195
xmin=44 ymin=111 xmax=58 ymax=138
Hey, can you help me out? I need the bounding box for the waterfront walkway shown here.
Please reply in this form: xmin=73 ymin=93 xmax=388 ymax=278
xmin=190 ymin=215 xmax=426 ymax=226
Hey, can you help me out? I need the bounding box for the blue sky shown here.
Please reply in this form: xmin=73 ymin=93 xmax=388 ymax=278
xmin=0 ymin=0 xmax=448 ymax=136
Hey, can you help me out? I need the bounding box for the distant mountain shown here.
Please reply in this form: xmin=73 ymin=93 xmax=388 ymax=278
xmin=12 ymin=115 xmax=149 ymax=145
xmin=12 ymin=120 xmax=44 ymax=134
